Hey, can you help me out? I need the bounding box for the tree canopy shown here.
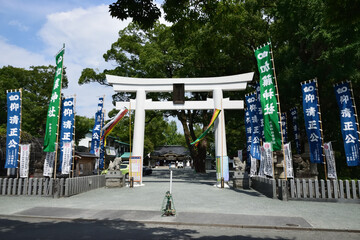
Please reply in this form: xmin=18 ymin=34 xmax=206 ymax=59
xmin=80 ymin=0 xmax=360 ymax=176
xmin=0 ymin=65 xmax=68 ymax=138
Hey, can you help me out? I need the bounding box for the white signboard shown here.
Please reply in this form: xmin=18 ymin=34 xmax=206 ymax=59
xmin=324 ymin=142 xmax=337 ymax=179
xmin=284 ymin=143 xmax=294 ymax=178
xmin=263 ymin=142 xmax=273 ymax=177
xmin=61 ymin=142 xmax=72 ymax=175
xmin=130 ymin=156 xmax=142 ymax=182
xmin=19 ymin=144 xmax=31 ymax=178
xmin=237 ymin=150 xmax=243 ymax=162
xmin=250 ymin=156 xmax=257 ymax=177
xmin=43 ymin=152 xmax=56 ymax=177
xmin=258 ymin=147 xmax=265 ymax=176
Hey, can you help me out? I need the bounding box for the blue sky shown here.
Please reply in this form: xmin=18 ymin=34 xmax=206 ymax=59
xmin=0 ymin=0 xmax=164 ymax=119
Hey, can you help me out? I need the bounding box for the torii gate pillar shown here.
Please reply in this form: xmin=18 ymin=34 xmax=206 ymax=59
xmin=213 ymin=88 xmax=229 ymax=181
xmin=132 ymin=89 xmax=146 ymax=159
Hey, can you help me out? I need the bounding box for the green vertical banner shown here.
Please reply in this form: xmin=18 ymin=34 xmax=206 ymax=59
xmin=254 ymin=44 xmax=282 ymax=150
xmin=44 ymin=47 xmax=65 ymax=152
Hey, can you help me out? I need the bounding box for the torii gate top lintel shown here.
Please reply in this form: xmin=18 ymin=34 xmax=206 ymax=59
xmin=107 ymin=72 xmax=254 ymax=92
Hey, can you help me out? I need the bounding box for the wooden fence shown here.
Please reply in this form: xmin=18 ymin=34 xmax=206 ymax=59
xmin=286 ymin=178 xmax=360 ymax=201
xmin=251 ymin=176 xmax=277 ymax=199
xmin=251 ymin=176 xmax=360 ymax=202
xmin=0 ymin=175 xmax=105 ymax=197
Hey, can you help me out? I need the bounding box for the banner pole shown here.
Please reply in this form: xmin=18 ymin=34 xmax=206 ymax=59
xmin=129 ymin=101 xmax=132 ymax=181
xmin=269 ymin=43 xmax=287 ymax=180
xmin=71 ymin=94 xmax=76 ymax=178
xmin=99 ymin=107 xmax=106 ymax=174
xmin=315 ymin=79 xmax=327 ymax=180
xmin=17 ymin=88 xmax=23 ymax=179
xmin=53 ymin=45 xmax=65 ymax=180
xmin=348 ymin=81 xmax=360 ymax=143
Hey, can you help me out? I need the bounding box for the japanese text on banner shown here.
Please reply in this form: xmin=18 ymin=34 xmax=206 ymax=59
xmin=244 ymin=109 xmax=252 ymax=164
xmin=19 ymin=144 xmax=31 ymax=178
xmin=302 ymin=81 xmax=323 ymax=163
xmin=254 ymin=44 xmax=282 ymax=150
xmin=44 ymin=48 xmax=65 ymax=152
xmin=334 ymin=82 xmax=360 ymax=166
xmin=5 ymin=91 xmax=21 ymax=168
xmin=59 ymin=97 xmax=75 ymax=173
xmin=245 ymin=93 xmax=261 ymax=160
xmin=90 ymin=97 xmax=104 ymax=156
xmin=290 ymin=107 xmax=301 ymax=154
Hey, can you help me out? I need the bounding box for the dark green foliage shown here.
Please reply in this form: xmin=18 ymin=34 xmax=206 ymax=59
xmin=75 ymin=116 xmax=94 ymax=145
xmin=99 ymin=0 xmax=359 ymax=175
xmin=0 ymin=65 xmax=68 ymax=137
xmin=109 ymin=0 xmax=161 ymax=29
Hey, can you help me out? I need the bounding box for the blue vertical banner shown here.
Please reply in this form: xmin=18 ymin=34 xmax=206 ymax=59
xmin=255 ymin=82 xmax=265 ymax=141
xmin=5 ymin=90 xmax=21 ymax=168
xmin=290 ymin=107 xmax=302 ymax=154
xmin=301 ymin=80 xmax=323 ymax=164
xmin=281 ymin=112 xmax=288 ymax=143
xmin=334 ymin=82 xmax=360 ymax=166
xmin=99 ymin=111 xmax=105 ymax=170
xmin=59 ymin=97 xmax=75 ymax=174
xmin=244 ymin=108 xmax=252 ymax=164
xmin=245 ymin=93 xmax=261 ymax=160
xmin=90 ymin=97 xmax=104 ymax=156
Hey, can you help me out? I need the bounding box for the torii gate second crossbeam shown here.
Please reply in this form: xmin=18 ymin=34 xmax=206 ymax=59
xmin=107 ymin=73 xmax=254 ymax=185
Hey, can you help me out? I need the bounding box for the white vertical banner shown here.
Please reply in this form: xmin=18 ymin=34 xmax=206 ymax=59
xmin=237 ymin=150 xmax=243 ymax=162
xmin=61 ymin=142 xmax=72 ymax=175
xmin=263 ymin=142 xmax=273 ymax=177
xmin=43 ymin=152 xmax=56 ymax=177
xmin=284 ymin=143 xmax=294 ymax=178
xmin=258 ymin=147 xmax=266 ymax=176
xmin=94 ymin=147 xmax=100 ymax=170
xmin=250 ymin=156 xmax=257 ymax=177
xmin=324 ymin=142 xmax=337 ymax=179
xmin=19 ymin=144 xmax=31 ymax=178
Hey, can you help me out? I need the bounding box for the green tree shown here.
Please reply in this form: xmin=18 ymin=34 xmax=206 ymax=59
xmin=163 ymin=121 xmax=186 ymax=146
xmin=268 ymin=0 xmax=360 ymax=177
xmin=82 ymin=0 xmax=268 ymax=172
xmin=75 ymin=115 xmax=94 ymax=145
xmin=0 ymin=65 xmax=68 ymax=137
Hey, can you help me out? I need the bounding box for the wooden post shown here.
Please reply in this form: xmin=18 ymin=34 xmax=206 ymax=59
xmin=17 ymin=88 xmax=23 ymax=179
xmin=269 ymin=43 xmax=287 ymax=180
xmin=314 ymin=79 xmax=327 ymax=180
xmin=71 ymin=94 xmax=76 ymax=178
xmin=129 ymin=102 xmax=132 ymax=181
xmin=348 ymin=81 xmax=360 ymax=150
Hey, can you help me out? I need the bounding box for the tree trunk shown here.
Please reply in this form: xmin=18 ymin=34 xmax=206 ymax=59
xmin=177 ymin=110 xmax=207 ymax=173
xmin=192 ymin=139 xmax=207 ymax=173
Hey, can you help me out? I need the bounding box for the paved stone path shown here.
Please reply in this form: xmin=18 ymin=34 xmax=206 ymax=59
xmin=0 ymin=169 xmax=360 ymax=231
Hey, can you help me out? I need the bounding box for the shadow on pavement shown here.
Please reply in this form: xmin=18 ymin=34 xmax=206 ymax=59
xmin=0 ymin=217 xmax=291 ymax=240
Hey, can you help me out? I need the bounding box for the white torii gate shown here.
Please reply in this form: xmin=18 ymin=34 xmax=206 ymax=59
xmin=107 ymin=72 xmax=254 ymax=185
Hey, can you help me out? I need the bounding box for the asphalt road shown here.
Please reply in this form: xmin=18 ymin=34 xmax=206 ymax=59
xmin=0 ymin=169 xmax=360 ymax=239
xmin=0 ymin=216 xmax=359 ymax=240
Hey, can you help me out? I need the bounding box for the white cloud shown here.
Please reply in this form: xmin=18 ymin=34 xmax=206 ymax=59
xmin=61 ymin=62 xmax=115 ymax=119
xmin=39 ymin=4 xmax=130 ymax=69
xmin=8 ymin=20 xmax=29 ymax=32
xmin=1 ymin=3 xmax=171 ymax=120
xmin=38 ymin=4 xmax=131 ymax=118
xmin=0 ymin=37 xmax=48 ymax=67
